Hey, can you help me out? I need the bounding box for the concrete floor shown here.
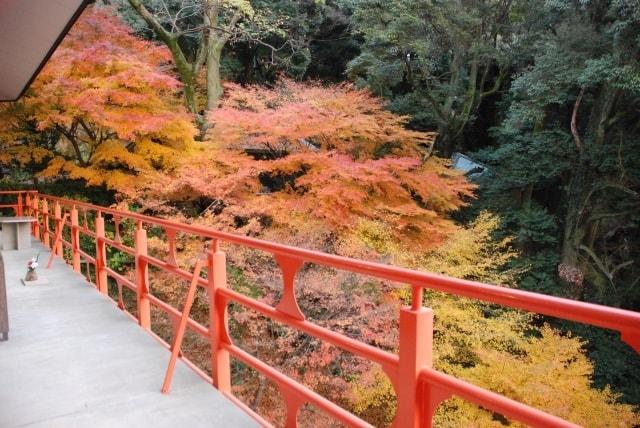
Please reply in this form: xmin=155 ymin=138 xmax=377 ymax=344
xmin=0 ymin=241 xmax=257 ymax=428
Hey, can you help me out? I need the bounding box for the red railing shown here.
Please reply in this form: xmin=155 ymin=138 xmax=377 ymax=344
xmin=0 ymin=190 xmax=38 ymax=216
xmin=7 ymin=190 xmax=640 ymax=427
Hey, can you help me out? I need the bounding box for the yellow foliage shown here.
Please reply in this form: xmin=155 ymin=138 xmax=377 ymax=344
xmin=435 ymin=325 xmax=639 ymax=427
xmin=354 ymin=212 xmax=639 ymax=426
xmin=136 ymin=138 xmax=188 ymax=171
xmin=40 ymin=156 xmax=139 ymax=192
xmin=91 ymin=140 xmax=151 ymax=171
xmin=349 ymin=367 xmax=397 ymax=426
xmin=223 ymin=0 xmax=255 ymax=17
xmin=354 ymin=219 xmax=402 ymax=255
xmin=0 ymin=8 xmax=196 ymax=194
xmin=0 ymin=140 xmax=54 ymax=167
xmin=417 ymin=211 xmax=520 ymax=286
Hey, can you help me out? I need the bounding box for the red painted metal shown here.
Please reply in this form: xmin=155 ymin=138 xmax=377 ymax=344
xmin=0 ymin=190 xmax=37 ymax=216
xmin=209 ymin=239 xmax=232 ymax=393
xmin=135 ymin=225 xmax=151 ymax=330
xmin=5 ymin=190 xmax=640 ymax=427
xmin=162 ymin=258 xmax=205 ymax=394
xmin=70 ymin=206 xmax=81 ymax=272
xmin=46 ymin=213 xmax=69 ymax=269
xmin=95 ymin=214 xmax=108 ymax=294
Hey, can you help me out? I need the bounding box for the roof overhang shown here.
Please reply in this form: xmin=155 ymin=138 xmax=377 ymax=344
xmin=0 ymin=0 xmax=91 ymax=102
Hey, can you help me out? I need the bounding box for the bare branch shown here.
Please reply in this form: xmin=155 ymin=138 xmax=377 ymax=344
xmin=571 ymin=87 xmax=585 ymax=153
xmin=127 ymin=0 xmax=174 ymax=42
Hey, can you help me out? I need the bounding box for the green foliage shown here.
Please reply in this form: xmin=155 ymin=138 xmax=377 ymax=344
xmin=460 ymin=1 xmax=640 ymax=411
xmin=484 ymin=0 xmax=640 ymax=305
xmin=227 ymin=265 xmax=265 ymax=299
xmin=477 ymin=131 xmax=574 ymax=191
xmin=347 ymin=0 xmax=521 ymax=153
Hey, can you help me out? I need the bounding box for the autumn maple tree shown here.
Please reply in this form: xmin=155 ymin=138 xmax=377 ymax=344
xmin=139 ymin=80 xmax=466 ymax=251
xmin=208 ymin=80 xmax=438 ymax=159
xmin=0 ymin=8 xmax=195 ymax=192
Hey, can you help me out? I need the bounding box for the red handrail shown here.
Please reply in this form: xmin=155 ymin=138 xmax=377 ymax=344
xmin=0 ymin=190 xmax=38 ymax=217
xmin=7 ymin=190 xmax=640 ymax=427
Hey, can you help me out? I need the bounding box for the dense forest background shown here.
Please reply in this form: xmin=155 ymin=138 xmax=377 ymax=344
xmin=1 ymin=0 xmax=639 ymax=426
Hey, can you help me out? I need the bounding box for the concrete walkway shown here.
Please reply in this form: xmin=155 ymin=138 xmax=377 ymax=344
xmin=0 ymin=241 xmax=257 ymax=428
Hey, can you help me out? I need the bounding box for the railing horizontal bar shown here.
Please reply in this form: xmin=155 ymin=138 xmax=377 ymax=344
xmin=225 ymin=343 xmax=373 ymax=428
xmin=37 ymin=194 xmax=640 ymax=337
xmin=141 ymin=255 xmax=208 ymax=288
xmin=101 ymin=237 xmax=134 ymax=255
xmin=104 ymin=267 xmax=135 ymax=290
xmin=0 ymin=190 xmax=37 ymax=194
xmin=78 ymin=250 xmax=96 ymax=264
xmin=147 ymin=294 xmax=209 ymax=337
xmin=80 ymin=227 xmax=96 ymax=238
xmin=419 ymin=368 xmax=579 ymax=428
xmin=219 ymin=287 xmax=399 ymax=369
xmin=102 ymin=252 xmax=210 ymax=341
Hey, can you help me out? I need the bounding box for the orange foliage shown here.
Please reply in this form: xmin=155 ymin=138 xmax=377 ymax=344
xmin=208 ymin=79 xmax=435 ymax=160
xmin=143 ymin=147 xmax=473 ymax=252
xmin=136 ymin=78 xmax=475 ymax=253
xmin=0 ymin=7 xmax=195 ymax=192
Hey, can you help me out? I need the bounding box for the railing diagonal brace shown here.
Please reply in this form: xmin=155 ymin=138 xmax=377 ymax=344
xmin=161 ymin=258 xmax=205 ymax=394
xmin=46 ymin=213 xmax=70 ymax=269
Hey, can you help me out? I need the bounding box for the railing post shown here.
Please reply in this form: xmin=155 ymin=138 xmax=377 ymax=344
xmin=135 ymin=223 xmax=151 ymax=329
xmin=208 ymin=240 xmax=231 ymax=393
xmin=31 ymin=195 xmax=39 ymax=239
xmin=396 ymin=302 xmax=434 ymax=428
xmin=95 ymin=214 xmax=108 ymax=293
xmin=42 ymin=199 xmax=50 ymax=248
xmin=16 ymin=192 xmax=23 ymax=216
xmin=70 ymin=206 xmax=81 ymax=273
xmin=24 ymin=193 xmax=31 ymax=216
xmin=53 ymin=202 xmax=63 ymax=256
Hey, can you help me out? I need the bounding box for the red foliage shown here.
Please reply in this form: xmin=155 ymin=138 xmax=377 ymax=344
xmin=31 ymin=7 xmax=193 ymax=143
xmin=208 ymin=79 xmax=436 ymax=160
xmin=144 ymin=149 xmax=473 ymax=252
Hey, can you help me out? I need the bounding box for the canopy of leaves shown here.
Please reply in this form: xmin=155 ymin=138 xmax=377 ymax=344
xmin=0 ymin=7 xmax=196 ymax=192
xmin=146 ymin=149 xmax=472 ymax=250
xmin=135 ymin=79 xmax=473 ymax=252
xmin=209 ymin=79 xmax=435 ymax=159
xmin=346 ymin=0 xmax=519 ymax=153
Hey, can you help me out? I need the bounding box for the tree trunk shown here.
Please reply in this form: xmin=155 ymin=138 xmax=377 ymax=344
xmin=127 ymin=0 xmax=199 ymax=115
xmin=562 ymin=88 xmax=588 ymax=270
xmin=166 ymin=38 xmax=198 ymax=115
xmin=561 ymin=156 xmax=589 ymax=280
xmin=206 ymin=43 xmax=224 ymax=111
xmin=587 ymin=86 xmax=618 ymax=146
